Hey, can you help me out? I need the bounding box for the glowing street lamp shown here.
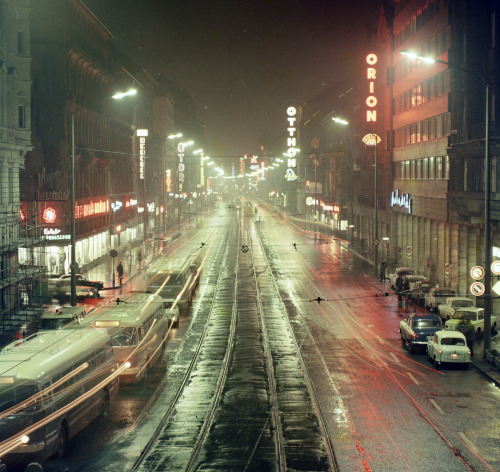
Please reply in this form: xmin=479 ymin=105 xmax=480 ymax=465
xmin=401 ymin=49 xmax=493 ymax=349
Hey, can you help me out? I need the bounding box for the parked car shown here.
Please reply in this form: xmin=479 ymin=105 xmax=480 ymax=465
xmin=405 ymin=274 xmax=427 ymax=290
xmin=56 ymin=274 xmax=104 ymax=291
xmin=48 ymin=274 xmax=103 ymax=299
xmin=424 ymin=287 xmax=458 ymax=312
xmin=400 ymin=312 xmax=443 ymax=353
xmin=410 ymin=281 xmax=439 ymax=306
xmin=388 ymin=267 xmax=415 ymax=289
xmin=444 ymin=307 xmax=498 ymax=338
xmin=426 ymin=330 xmax=471 ymax=368
xmin=437 ymin=297 xmax=475 ymax=321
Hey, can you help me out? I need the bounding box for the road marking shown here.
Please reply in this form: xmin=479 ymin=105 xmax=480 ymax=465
xmin=407 ymin=372 xmax=420 ymax=385
xmin=458 ymin=432 xmax=478 ymax=453
xmin=389 ymin=352 xmax=400 ymax=363
xmin=429 ymin=399 xmax=444 ymax=414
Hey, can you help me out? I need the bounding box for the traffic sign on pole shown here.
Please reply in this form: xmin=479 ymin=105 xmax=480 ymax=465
xmin=491 ymin=260 xmax=500 ymax=275
xmin=470 ymin=281 xmax=485 ymax=297
xmin=470 ymin=265 xmax=485 ymax=280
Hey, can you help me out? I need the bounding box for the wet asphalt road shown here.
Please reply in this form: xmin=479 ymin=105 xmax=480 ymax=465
xmin=16 ymin=200 xmax=500 ymax=472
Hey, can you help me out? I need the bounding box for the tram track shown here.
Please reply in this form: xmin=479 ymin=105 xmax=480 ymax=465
xmin=131 ymin=210 xmax=338 ymax=471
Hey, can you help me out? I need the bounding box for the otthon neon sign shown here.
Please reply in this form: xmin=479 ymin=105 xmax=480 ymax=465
xmin=366 ymin=53 xmax=378 ymax=122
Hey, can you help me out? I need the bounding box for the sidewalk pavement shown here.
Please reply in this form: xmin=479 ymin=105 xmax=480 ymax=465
xmin=471 ymin=335 xmax=500 ymax=387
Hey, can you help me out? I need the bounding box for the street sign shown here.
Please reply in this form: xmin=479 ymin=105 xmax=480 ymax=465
xmin=374 ymin=239 xmax=380 ymax=246
xmin=492 ymin=260 xmax=500 ymax=275
xmin=470 ymin=265 xmax=485 ymax=280
xmin=444 ymin=262 xmax=451 ymax=277
xmin=406 ymin=246 xmax=412 ymax=256
xmin=470 ymin=281 xmax=485 ymax=296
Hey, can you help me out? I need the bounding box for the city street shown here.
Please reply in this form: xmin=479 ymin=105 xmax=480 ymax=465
xmin=28 ymin=201 xmax=500 ymax=472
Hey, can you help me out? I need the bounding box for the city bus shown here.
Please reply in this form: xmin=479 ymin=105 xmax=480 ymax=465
xmin=78 ymin=293 xmax=170 ymax=383
xmin=0 ymin=329 xmax=119 ymax=464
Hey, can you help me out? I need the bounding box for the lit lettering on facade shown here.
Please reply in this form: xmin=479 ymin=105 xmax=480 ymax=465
xmin=178 ymin=142 xmax=185 ymax=192
xmin=390 ymin=189 xmax=412 ymax=213
xmin=137 ymin=129 xmax=148 ymax=180
xmin=75 ymin=199 xmax=110 ymax=219
xmin=166 ymin=169 xmax=172 ymax=193
xmin=366 ymin=53 xmax=378 ymax=122
xmin=286 ymin=106 xmax=297 ymax=157
xmin=43 ymin=227 xmax=61 ymax=236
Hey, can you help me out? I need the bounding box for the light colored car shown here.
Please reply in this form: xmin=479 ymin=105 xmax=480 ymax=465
xmin=388 ymin=267 xmax=415 ymax=289
xmin=438 ymin=297 xmax=475 ymax=321
xmin=426 ymin=330 xmax=471 ymax=368
xmin=405 ymin=274 xmax=427 ymax=290
xmin=424 ymin=287 xmax=457 ymax=312
xmin=410 ymin=281 xmax=439 ymax=306
xmin=444 ymin=307 xmax=497 ymax=338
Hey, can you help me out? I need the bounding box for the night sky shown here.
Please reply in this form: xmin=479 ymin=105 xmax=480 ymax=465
xmin=83 ymin=0 xmax=381 ymax=162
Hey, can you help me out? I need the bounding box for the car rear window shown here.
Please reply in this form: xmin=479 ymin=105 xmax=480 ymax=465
xmin=416 ymin=319 xmax=441 ymax=328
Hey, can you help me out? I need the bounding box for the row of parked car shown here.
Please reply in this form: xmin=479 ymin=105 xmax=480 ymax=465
xmin=391 ymin=266 xmax=498 ymax=368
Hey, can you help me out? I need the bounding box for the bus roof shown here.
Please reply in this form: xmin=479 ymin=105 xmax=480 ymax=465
xmin=0 ymin=329 xmax=111 ymax=383
xmin=78 ymin=292 xmax=166 ymax=328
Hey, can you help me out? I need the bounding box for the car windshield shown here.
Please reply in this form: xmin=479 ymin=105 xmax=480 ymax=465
xmin=452 ymin=313 xmax=476 ymax=321
xmin=453 ymin=300 xmax=473 ymax=307
xmin=435 ymin=290 xmax=456 ymax=297
xmin=441 ymin=337 xmax=465 ymax=346
xmin=416 ymin=319 xmax=441 ymax=328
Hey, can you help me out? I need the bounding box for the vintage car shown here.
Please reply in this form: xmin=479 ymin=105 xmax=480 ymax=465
xmin=437 ymin=297 xmax=475 ymax=321
xmin=388 ymin=267 xmax=415 ymax=289
xmin=56 ymin=274 xmax=104 ymax=291
xmin=405 ymin=274 xmax=427 ymax=291
xmin=444 ymin=307 xmax=498 ymax=338
xmin=400 ymin=312 xmax=443 ymax=353
xmin=166 ymin=300 xmax=181 ymax=326
xmin=424 ymin=287 xmax=458 ymax=312
xmin=426 ymin=330 xmax=471 ymax=368
xmin=410 ymin=281 xmax=439 ymax=306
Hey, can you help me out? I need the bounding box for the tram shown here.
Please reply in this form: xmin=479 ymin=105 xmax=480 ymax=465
xmin=0 ymin=329 xmax=119 ymax=463
xmin=78 ymin=293 xmax=170 ymax=383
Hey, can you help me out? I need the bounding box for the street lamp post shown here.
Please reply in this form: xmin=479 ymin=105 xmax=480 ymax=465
xmin=70 ymin=88 xmax=136 ymax=306
xmin=332 ymin=117 xmax=381 ymax=277
xmin=401 ymin=50 xmax=492 ymax=350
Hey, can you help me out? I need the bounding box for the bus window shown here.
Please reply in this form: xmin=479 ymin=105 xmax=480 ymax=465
xmin=0 ymin=384 xmax=40 ymax=413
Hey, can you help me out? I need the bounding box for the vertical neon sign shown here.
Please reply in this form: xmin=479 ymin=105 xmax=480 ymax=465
xmin=366 ymin=53 xmax=378 ymax=122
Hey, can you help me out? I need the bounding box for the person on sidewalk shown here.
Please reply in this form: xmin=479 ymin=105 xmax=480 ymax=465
xmin=456 ymin=318 xmax=475 ymax=357
xmin=116 ymin=261 xmax=124 ymax=286
xmin=396 ymin=274 xmax=404 ymax=301
xmin=380 ymin=260 xmax=387 ymax=282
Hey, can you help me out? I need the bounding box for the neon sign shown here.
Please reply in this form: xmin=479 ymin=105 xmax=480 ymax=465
xmin=137 ymin=129 xmax=148 ymax=180
xmin=286 ymin=106 xmax=297 ymax=157
xmin=43 ymin=207 xmax=57 ymax=224
xmin=178 ymin=143 xmax=185 ymax=192
xmin=391 ymin=189 xmax=412 ymax=213
xmin=366 ymin=53 xmax=378 ymax=122
xmin=75 ymin=198 xmax=109 ymax=219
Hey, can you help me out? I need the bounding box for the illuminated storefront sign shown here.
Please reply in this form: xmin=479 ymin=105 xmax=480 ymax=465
xmin=43 ymin=227 xmax=62 ymax=236
xmin=366 ymin=53 xmax=378 ymax=122
xmin=166 ymin=169 xmax=172 ymax=192
xmin=286 ymin=106 xmax=298 ymax=157
xmin=391 ymin=189 xmax=412 ymax=213
xmin=178 ymin=142 xmax=185 ymax=192
xmin=43 ymin=207 xmax=57 ymax=224
xmin=75 ymin=198 xmax=110 ymax=219
xmin=137 ymin=129 xmax=148 ymax=180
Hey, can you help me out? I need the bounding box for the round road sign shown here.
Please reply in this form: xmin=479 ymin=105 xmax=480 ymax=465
xmin=470 ymin=281 xmax=485 ymax=296
xmin=492 ymin=261 xmax=500 ymax=275
xmin=406 ymin=246 xmax=412 ymax=256
xmin=444 ymin=262 xmax=451 ymax=277
xmin=470 ymin=265 xmax=485 ymax=280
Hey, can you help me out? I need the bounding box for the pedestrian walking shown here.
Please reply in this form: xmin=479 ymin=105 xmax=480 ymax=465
xmin=138 ymin=249 xmax=142 ymax=268
xmin=116 ymin=261 xmax=124 ymax=286
xmin=396 ymin=274 xmax=404 ymax=301
xmin=402 ymin=277 xmax=410 ymax=301
xmin=456 ymin=318 xmax=475 ymax=357
xmin=380 ymin=260 xmax=387 ymax=282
